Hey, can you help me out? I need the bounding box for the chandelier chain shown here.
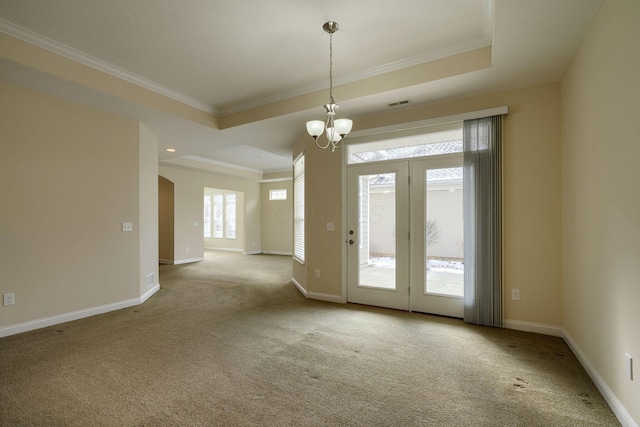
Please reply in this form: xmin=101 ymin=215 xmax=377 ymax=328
xmin=329 ymin=32 xmax=334 ymax=105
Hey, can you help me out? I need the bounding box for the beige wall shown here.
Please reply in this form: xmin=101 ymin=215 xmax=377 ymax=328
xmin=293 ymin=82 xmax=563 ymax=322
xmin=561 ymin=0 xmax=640 ymax=421
xmin=261 ymin=181 xmax=293 ymax=255
xmin=138 ymin=123 xmax=159 ymax=295
xmin=158 ymin=165 xmax=262 ymax=258
xmin=293 ymin=139 xmax=344 ymax=299
xmin=0 ymin=80 xmax=150 ymax=331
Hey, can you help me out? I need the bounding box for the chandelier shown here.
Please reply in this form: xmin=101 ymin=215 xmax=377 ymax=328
xmin=305 ymin=21 xmax=353 ymax=152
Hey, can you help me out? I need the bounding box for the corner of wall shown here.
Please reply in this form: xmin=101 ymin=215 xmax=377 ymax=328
xmin=139 ymin=123 xmax=160 ymax=299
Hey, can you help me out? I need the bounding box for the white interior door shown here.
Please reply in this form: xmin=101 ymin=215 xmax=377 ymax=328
xmin=409 ymin=155 xmax=464 ymax=317
xmin=346 ymin=155 xmax=464 ymax=318
xmin=346 ymin=161 xmax=409 ymax=310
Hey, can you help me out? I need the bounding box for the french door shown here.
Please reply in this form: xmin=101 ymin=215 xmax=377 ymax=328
xmin=346 ymin=154 xmax=464 ymax=317
xmin=346 ymin=161 xmax=410 ymax=310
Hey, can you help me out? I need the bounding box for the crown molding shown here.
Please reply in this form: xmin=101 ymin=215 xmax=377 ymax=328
xmin=259 ymin=176 xmax=292 ymax=183
xmin=220 ymin=39 xmax=492 ymax=116
xmin=181 ymin=155 xmax=264 ymax=174
xmin=1 ymin=9 xmax=493 ymax=119
xmin=160 ymin=154 xmax=264 ymax=174
xmin=0 ymin=18 xmax=217 ymax=115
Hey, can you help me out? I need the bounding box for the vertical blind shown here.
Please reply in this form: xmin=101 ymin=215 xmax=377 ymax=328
xmin=293 ymin=154 xmax=305 ymax=263
xmin=463 ymin=115 xmax=503 ymax=327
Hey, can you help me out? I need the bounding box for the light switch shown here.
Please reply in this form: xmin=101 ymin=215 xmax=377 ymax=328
xmin=3 ymin=293 xmax=15 ymax=306
xmin=326 ymin=222 xmax=335 ymax=231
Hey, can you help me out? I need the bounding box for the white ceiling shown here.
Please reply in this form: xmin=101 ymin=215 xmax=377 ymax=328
xmin=0 ymin=0 xmax=603 ymax=176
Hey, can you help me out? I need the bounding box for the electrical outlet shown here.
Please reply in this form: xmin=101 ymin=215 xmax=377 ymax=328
xmin=625 ymin=353 xmax=633 ymax=380
xmin=315 ymin=269 xmax=320 ymax=278
xmin=4 ymin=293 xmax=15 ymax=306
xmin=122 ymin=222 xmax=133 ymax=232
xmin=512 ymin=289 xmax=520 ymax=301
xmin=186 ymin=246 xmax=190 ymax=252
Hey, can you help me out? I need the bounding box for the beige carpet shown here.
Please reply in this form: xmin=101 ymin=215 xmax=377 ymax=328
xmin=0 ymin=251 xmax=619 ymax=426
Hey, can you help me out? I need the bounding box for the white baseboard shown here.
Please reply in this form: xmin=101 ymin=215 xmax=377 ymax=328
xmin=291 ymin=277 xmax=345 ymax=303
xmin=204 ymin=247 xmax=243 ymax=253
xmin=562 ymin=329 xmax=637 ymax=427
xmin=173 ymin=257 xmax=204 ymax=265
xmin=262 ymin=251 xmax=293 ymax=256
xmin=506 ymin=320 xmax=639 ymax=426
xmin=307 ymin=292 xmax=345 ymax=303
xmin=291 ymin=277 xmax=307 ymax=296
xmin=159 ymin=259 xmax=173 ymax=265
xmin=504 ymin=319 xmax=564 ymax=337
xmin=243 ymin=251 xmax=262 ymax=255
xmin=141 ymin=283 xmax=160 ymax=303
xmin=1 ymin=297 xmax=132 ymax=338
xmin=0 ymin=284 xmax=162 ymax=339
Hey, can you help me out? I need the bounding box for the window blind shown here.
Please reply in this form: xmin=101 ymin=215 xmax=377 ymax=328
xmin=293 ymin=154 xmax=305 ymax=263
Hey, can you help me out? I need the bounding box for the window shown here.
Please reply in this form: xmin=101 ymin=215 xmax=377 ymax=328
xmin=269 ymin=189 xmax=287 ymax=200
xmin=347 ymin=122 xmax=463 ymax=164
xmin=204 ymin=191 xmax=237 ymax=239
xmin=293 ymin=154 xmax=305 ymax=263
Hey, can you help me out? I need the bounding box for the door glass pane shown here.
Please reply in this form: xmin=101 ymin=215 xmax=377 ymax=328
xmin=425 ymin=168 xmax=464 ymax=297
xmin=359 ymin=173 xmax=396 ymax=289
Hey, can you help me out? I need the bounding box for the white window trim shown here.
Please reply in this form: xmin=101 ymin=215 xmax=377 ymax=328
xmin=204 ymin=191 xmax=237 ymax=240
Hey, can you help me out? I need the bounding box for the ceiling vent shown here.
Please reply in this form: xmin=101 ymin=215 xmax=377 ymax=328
xmin=388 ymin=100 xmax=411 ymax=107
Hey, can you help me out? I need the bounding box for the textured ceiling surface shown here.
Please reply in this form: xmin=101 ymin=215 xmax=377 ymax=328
xmin=0 ymin=0 xmax=603 ymax=174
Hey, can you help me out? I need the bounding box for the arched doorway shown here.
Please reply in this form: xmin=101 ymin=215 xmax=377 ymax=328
xmin=158 ymin=175 xmax=174 ymax=264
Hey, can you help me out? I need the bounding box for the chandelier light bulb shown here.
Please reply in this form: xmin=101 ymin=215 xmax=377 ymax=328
xmin=326 ymin=127 xmax=342 ymax=143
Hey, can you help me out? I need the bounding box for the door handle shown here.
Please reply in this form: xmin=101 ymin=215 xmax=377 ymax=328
xmin=348 ymin=239 xmax=357 ymax=245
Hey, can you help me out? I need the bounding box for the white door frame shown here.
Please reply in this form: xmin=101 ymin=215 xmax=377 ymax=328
xmin=343 ymin=154 xmax=464 ymax=317
xmin=346 ymin=161 xmax=410 ymax=310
